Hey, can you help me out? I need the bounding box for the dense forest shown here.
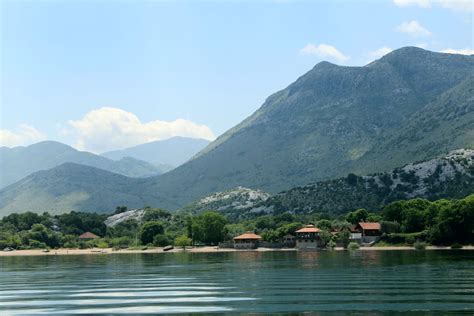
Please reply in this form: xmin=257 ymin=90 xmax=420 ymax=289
xmin=0 ymin=194 xmax=472 ymax=250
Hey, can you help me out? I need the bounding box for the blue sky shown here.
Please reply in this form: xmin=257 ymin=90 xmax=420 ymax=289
xmin=0 ymin=0 xmax=472 ymax=153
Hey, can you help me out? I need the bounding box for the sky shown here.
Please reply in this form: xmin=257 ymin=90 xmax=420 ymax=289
xmin=0 ymin=0 xmax=472 ymax=153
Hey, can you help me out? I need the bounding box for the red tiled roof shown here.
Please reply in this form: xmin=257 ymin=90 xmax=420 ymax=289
xmin=295 ymin=225 xmax=321 ymax=233
xmin=78 ymin=232 xmax=99 ymax=239
xmin=358 ymin=222 xmax=381 ymax=231
xmin=233 ymin=232 xmax=262 ymax=240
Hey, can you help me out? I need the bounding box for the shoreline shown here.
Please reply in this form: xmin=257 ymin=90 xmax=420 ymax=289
xmin=1 ymin=245 xmax=473 ymax=257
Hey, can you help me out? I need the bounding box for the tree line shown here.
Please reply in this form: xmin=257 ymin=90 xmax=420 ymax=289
xmin=0 ymin=194 xmax=472 ymax=250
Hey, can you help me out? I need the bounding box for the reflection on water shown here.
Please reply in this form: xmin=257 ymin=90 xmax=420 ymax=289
xmin=1 ymin=251 xmax=473 ymax=314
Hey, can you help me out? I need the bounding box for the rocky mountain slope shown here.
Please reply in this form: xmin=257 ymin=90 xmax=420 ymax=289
xmin=0 ymin=141 xmax=163 ymax=189
xmin=181 ymin=187 xmax=270 ymax=215
xmin=244 ymin=149 xmax=474 ymax=216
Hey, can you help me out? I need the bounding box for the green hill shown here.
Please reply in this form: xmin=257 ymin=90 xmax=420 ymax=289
xmin=0 ymin=163 xmax=170 ymax=216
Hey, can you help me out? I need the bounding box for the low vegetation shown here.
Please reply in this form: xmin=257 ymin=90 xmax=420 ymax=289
xmin=0 ymin=194 xmax=472 ymax=250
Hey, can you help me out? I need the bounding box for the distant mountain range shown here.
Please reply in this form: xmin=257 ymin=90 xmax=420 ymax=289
xmin=0 ymin=141 xmax=164 ymax=189
xmin=0 ymin=47 xmax=473 ymax=215
xmin=101 ymin=136 xmax=210 ymax=170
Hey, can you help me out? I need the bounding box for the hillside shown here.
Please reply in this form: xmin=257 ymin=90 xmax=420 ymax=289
xmin=181 ymin=187 xmax=270 ymax=215
xmin=179 ymin=149 xmax=474 ymax=218
xmin=140 ymin=47 xmax=473 ymax=208
xmin=101 ymin=136 xmax=210 ymax=170
xmin=0 ymin=163 xmax=172 ymax=216
xmin=0 ymin=141 xmax=163 ymax=189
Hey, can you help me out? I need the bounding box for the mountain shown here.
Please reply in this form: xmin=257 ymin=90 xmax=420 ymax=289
xmin=182 ymin=149 xmax=474 ymax=218
xmin=1 ymin=47 xmax=473 ymax=214
xmin=140 ymin=47 xmax=474 ymax=207
xmin=101 ymin=137 xmax=210 ymax=170
xmin=0 ymin=141 xmax=163 ymax=188
xmin=0 ymin=163 xmax=166 ymax=216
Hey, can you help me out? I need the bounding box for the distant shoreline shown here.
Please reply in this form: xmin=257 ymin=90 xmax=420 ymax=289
xmin=1 ymin=246 xmax=473 ymax=257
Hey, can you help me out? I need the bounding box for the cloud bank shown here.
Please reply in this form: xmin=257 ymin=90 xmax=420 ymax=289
xmin=396 ymin=20 xmax=432 ymax=37
xmin=440 ymin=48 xmax=474 ymax=55
xmin=0 ymin=124 xmax=46 ymax=147
xmin=299 ymin=44 xmax=350 ymax=63
xmin=67 ymin=107 xmax=215 ymax=153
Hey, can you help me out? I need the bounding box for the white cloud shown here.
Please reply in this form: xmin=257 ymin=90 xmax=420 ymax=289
xmin=393 ymin=0 xmax=431 ymax=8
xmin=0 ymin=124 xmax=46 ymax=147
xmin=440 ymin=48 xmax=474 ymax=55
xmin=396 ymin=20 xmax=432 ymax=37
xmin=299 ymin=43 xmax=350 ymax=63
xmin=393 ymin=0 xmax=472 ymax=11
xmin=67 ymin=107 xmax=215 ymax=153
xmin=368 ymin=46 xmax=394 ymax=59
xmin=439 ymin=0 xmax=473 ymax=11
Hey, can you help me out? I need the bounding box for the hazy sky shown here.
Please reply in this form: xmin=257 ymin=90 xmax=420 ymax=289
xmin=1 ymin=0 xmax=472 ymax=153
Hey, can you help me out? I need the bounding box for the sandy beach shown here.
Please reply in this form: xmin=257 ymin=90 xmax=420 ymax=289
xmin=1 ymin=246 xmax=472 ymax=257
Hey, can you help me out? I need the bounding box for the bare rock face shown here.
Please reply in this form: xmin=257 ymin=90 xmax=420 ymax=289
xmin=104 ymin=209 xmax=145 ymax=227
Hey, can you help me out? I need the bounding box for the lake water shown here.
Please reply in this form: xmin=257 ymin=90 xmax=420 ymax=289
xmin=1 ymin=250 xmax=473 ymax=315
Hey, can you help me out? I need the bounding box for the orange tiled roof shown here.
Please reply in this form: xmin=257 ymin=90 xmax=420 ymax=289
xmin=295 ymin=225 xmax=321 ymax=233
xmin=358 ymin=222 xmax=381 ymax=231
xmin=78 ymin=232 xmax=99 ymax=239
xmin=233 ymin=232 xmax=262 ymax=240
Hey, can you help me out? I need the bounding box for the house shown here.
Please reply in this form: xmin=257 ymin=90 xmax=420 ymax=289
xmin=295 ymin=225 xmax=321 ymax=249
xmin=352 ymin=222 xmax=381 ymax=244
xmin=78 ymin=232 xmax=99 ymax=240
xmin=233 ymin=232 xmax=262 ymax=249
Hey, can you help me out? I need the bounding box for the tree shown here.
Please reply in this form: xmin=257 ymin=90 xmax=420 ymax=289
xmin=139 ymin=221 xmax=164 ymax=245
xmin=192 ymin=211 xmax=227 ymax=245
xmin=115 ymin=206 xmax=128 ymax=215
xmin=153 ymin=234 xmax=170 ymax=247
xmin=175 ymin=235 xmax=192 ymax=250
xmin=338 ymin=229 xmax=351 ymax=249
xmin=345 ymin=209 xmax=369 ymax=224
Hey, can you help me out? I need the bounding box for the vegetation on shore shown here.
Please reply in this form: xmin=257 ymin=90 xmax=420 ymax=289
xmin=0 ymin=194 xmax=472 ymax=251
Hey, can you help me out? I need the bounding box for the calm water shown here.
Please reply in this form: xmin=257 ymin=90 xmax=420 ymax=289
xmin=0 ymin=250 xmax=473 ymax=315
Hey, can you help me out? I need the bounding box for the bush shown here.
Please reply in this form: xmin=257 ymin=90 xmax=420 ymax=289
xmin=348 ymin=242 xmax=360 ymax=250
xmin=140 ymin=221 xmax=164 ymax=245
xmin=450 ymin=243 xmax=463 ymax=249
xmin=327 ymin=240 xmax=336 ymax=249
xmin=29 ymin=240 xmax=47 ymax=249
xmin=96 ymin=241 xmax=109 ymax=249
xmin=413 ymin=241 xmax=427 ymax=250
xmin=153 ymin=234 xmax=170 ymax=247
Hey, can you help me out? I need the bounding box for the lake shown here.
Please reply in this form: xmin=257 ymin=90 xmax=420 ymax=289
xmin=1 ymin=250 xmax=473 ymax=315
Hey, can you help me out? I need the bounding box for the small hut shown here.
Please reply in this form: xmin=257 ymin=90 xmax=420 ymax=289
xmin=233 ymin=232 xmax=262 ymax=249
xmin=78 ymin=232 xmax=99 ymax=240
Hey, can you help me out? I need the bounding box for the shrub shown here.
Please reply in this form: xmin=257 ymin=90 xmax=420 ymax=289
xmin=327 ymin=240 xmax=336 ymax=249
xmin=140 ymin=221 xmax=164 ymax=245
xmin=153 ymin=234 xmax=170 ymax=247
xmin=450 ymin=243 xmax=463 ymax=249
xmin=348 ymin=242 xmax=360 ymax=250
xmin=96 ymin=241 xmax=109 ymax=249
xmin=413 ymin=241 xmax=427 ymax=250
